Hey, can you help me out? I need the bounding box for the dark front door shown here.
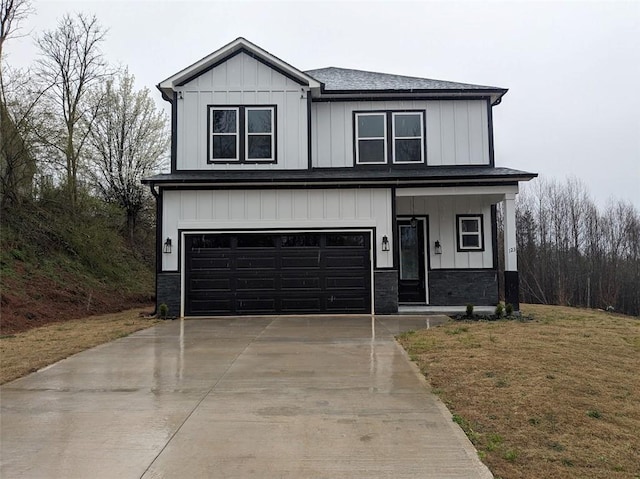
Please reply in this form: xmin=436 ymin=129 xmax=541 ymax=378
xmin=398 ymin=219 xmax=426 ymax=303
xmin=184 ymin=232 xmax=371 ymax=316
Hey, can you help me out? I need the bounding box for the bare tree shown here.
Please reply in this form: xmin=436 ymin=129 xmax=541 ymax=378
xmin=35 ymin=13 xmax=109 ymax=212
xmin=516 ymin=177 xmax=640 ymax=316
xmin=87 ymin=70 xmax=168 ymax=242
xmin=0 ymin=0 xmax=32 ymax=60
xmin=0 ymin=0 xmax=37 ymax=209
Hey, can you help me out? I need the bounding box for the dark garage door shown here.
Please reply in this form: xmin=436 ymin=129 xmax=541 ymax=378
xmin=185 ymin=232 xmax=371 ymax=315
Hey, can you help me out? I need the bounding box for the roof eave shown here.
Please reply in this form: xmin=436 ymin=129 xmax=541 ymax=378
xmin=142 ymin=171 xmax=537 ymax=186
xmin=312 ymin=88 xmax=508 ymax=105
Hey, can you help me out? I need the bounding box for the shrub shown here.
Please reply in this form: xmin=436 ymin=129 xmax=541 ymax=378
xmin=495 ymin=303 xmax=504 ymax=318
xmin=505 ymin=303 xmax=514 ymax=316
xmin=158 ymin=303 xmax=169 ymax=319
xmin=466 ymin=304 xmax=474 ymax=318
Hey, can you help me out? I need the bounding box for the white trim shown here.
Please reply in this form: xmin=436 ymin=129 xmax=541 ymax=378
xmin=391 ymin=112 xmax=425 ymax=164
xmin=458 ymin=215 xmax=483 ymax=251
xmin=209 ymin=107 xmax=239 ymax=162
xmin=245 ymin=107 xmax=275 ymax=162
xmin=396 ymin=185 xmax=519 ymax=197
xmin=355 ymin=112 xmax=387 ymax=165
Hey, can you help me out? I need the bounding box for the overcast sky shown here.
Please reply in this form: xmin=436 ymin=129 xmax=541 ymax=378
xmin=7 ymin=0 xmax=640 ymax=209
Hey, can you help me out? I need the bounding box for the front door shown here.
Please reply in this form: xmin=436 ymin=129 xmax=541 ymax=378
xmin=398 ymin=219 xmax=427 ymax=303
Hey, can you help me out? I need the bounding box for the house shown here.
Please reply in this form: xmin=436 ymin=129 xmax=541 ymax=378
xmin=142 ymin=37 xmax=536 ymax=317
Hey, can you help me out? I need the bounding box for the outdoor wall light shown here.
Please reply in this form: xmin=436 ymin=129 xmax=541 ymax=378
xmin=410 ymin=216 xmax=418 ymax=228
xmin=434 ymin=240 xmax=442 ymax=255
xmin=382 ymin=235 xmax=390 ymax=252
xmin=163 ymin=237 xmax=172 ymax=254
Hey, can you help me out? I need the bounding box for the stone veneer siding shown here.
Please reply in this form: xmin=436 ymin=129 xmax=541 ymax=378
xmin=374 ymin=269 xmax=398 ymax=314
xmin=157 ymin=272 xmax=181 ymax=318
xmin=428 ymin=270 xmax=498 ymax=305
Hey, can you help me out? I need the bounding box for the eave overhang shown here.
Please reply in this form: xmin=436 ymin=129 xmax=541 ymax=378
xmin=311 ymin=88 xmax=508 ymax=105
xmin=143 ymin=167 xmax=537 ymax=188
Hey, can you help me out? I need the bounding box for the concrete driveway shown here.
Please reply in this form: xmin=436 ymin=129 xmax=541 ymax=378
xmin=1 ymin=316 xmax=492 ymax=478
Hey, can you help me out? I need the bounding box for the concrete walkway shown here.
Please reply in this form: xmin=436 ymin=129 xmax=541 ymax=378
xmin=1 ymin=316 xmax=492 ymax=478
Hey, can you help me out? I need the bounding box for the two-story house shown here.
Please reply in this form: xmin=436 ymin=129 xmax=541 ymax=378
xmin=143 ymin=37 xmax=536 ymax=317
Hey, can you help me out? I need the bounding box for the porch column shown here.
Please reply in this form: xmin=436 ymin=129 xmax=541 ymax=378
xmin=502 ymin=193 xmax=519 ymax=310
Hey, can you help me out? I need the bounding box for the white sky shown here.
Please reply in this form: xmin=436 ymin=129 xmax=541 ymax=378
xmin=7 ymin=0 xmax=640 ymax=209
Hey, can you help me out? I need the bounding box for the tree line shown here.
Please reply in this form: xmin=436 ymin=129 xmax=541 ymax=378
xmin=514 ymin=177 xmax=639 ymax=317
xmin=1 ymin=1 xmax=168 ymax=244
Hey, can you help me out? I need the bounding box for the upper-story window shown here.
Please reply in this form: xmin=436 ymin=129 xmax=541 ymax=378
xmin=355 ymin=110 xmax=425 ymax=165
xmin=355 ymin=113 xmax=387 ymax=164
xmin=208 ymin=105 xmax=276 ymax=163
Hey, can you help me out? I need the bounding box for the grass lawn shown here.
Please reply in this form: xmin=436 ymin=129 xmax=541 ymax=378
xmin=397 ymin=304 xmax=640 ymax=479
xmin=1 ymin=308 xmax=159 ymax=384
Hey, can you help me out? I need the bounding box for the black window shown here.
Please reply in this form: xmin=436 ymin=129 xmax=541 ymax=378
xmin=211 ymin=109 xmax=238 ymax=161
xmin=191 ymin=235 xmax=231 ymax=250
xmin=326 ymin=234 xmax=366 ymax=247
xmin=208 ymin=105 xmax=276 ymax=163
xmin=355 ymin=113 xmax=386 ymax=164
xmin=456 ymin=215 xmax=484 ymax=252
xmin=354 ymin=110 xmax=425 ymax=165
xmin=281 ymin=234 xmax=320 ymax=247
xmin=393 ymin=113 xmax=424 ymax=163
xmin=237 ymin=235 xmax=278 ymax=248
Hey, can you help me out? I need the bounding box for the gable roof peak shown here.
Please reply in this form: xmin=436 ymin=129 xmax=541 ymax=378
xmin=157 ymin=37 xmax=321 ymax=100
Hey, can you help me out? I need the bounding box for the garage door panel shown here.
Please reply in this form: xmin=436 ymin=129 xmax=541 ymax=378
xmin=191 ymin=257 xmax=231 ymax=270
xmin=325 ymin=257 xmax=368 ymax=269
xmin=325 ymin=275 xmax=368 ymax=289
xmin=190 ymin=278 xmax=231 ymax=292
xmin=281 ymin=276 xmax=322 ymax=290
xmin=185 ymin=233 xmax=371 ymax=316
xmin=236 ymin=297 xmax=277 ymax=313
xmin=281 ymin=254 xmax=322 ymax=269
xmin=236 ymin=256 xmax=277 ymax=270
xmin=189 ymin=299 xmax=233 ymax=314
xmin=236 ymin=277 xmax=277 ymax=290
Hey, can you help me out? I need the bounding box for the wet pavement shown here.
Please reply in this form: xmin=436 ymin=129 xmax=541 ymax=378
xmin=0 ymin=315 xmax=492 ymax=478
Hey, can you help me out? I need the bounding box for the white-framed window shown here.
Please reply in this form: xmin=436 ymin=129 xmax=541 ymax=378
xmin=354 ymin=110 xmax=425 ymax=165
xmin=392 ymin=112 xmax=424 ymax=164
xmin=210 ymin=107 xmax=239 ymax=161
xmin=355 ymin=112 xmax=387 ymax=164
xmin=457 ymin=214 xmax=484 ymax=251
xmin=208 ymin=105 xmax=276 ymax=163
xmin=246 ymin=107 xmax=275 ymax=161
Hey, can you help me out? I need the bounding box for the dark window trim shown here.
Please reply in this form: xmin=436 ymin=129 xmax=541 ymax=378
xmin=313 ymin=94 xmax=495 ymax=103
xmin=207 ymin=104 xmax=277 ymax=164
xmin=353 ymin=109 xmax=426 ymax=166
xmin=456 ymin=214 xmax=485 ymax=252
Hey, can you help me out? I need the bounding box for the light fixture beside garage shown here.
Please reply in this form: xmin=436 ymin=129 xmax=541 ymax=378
xmin=163 ymin=237 xmax=172 ymax=254
xmin=434 ymin=240 xmax=442 ymax=255
xmin=382 ymin=235 xmax=390 ymax=251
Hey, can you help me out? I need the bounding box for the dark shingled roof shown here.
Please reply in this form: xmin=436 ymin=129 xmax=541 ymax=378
xmin=305 ymin=67 xmax=504 ymax=93
xmin=143 ymin=166 xmax=536 ymax=186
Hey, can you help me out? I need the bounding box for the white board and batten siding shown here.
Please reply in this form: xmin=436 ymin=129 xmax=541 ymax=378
xmin=312 ymin=100 xmax=489 ymax=168
xmin=176 ymin=52 xmax=309 ymax=170
xmin=162 ymin=188 xmax=393 ymax=271
xmin=397 ymin=196 xmax=494 ymax=269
